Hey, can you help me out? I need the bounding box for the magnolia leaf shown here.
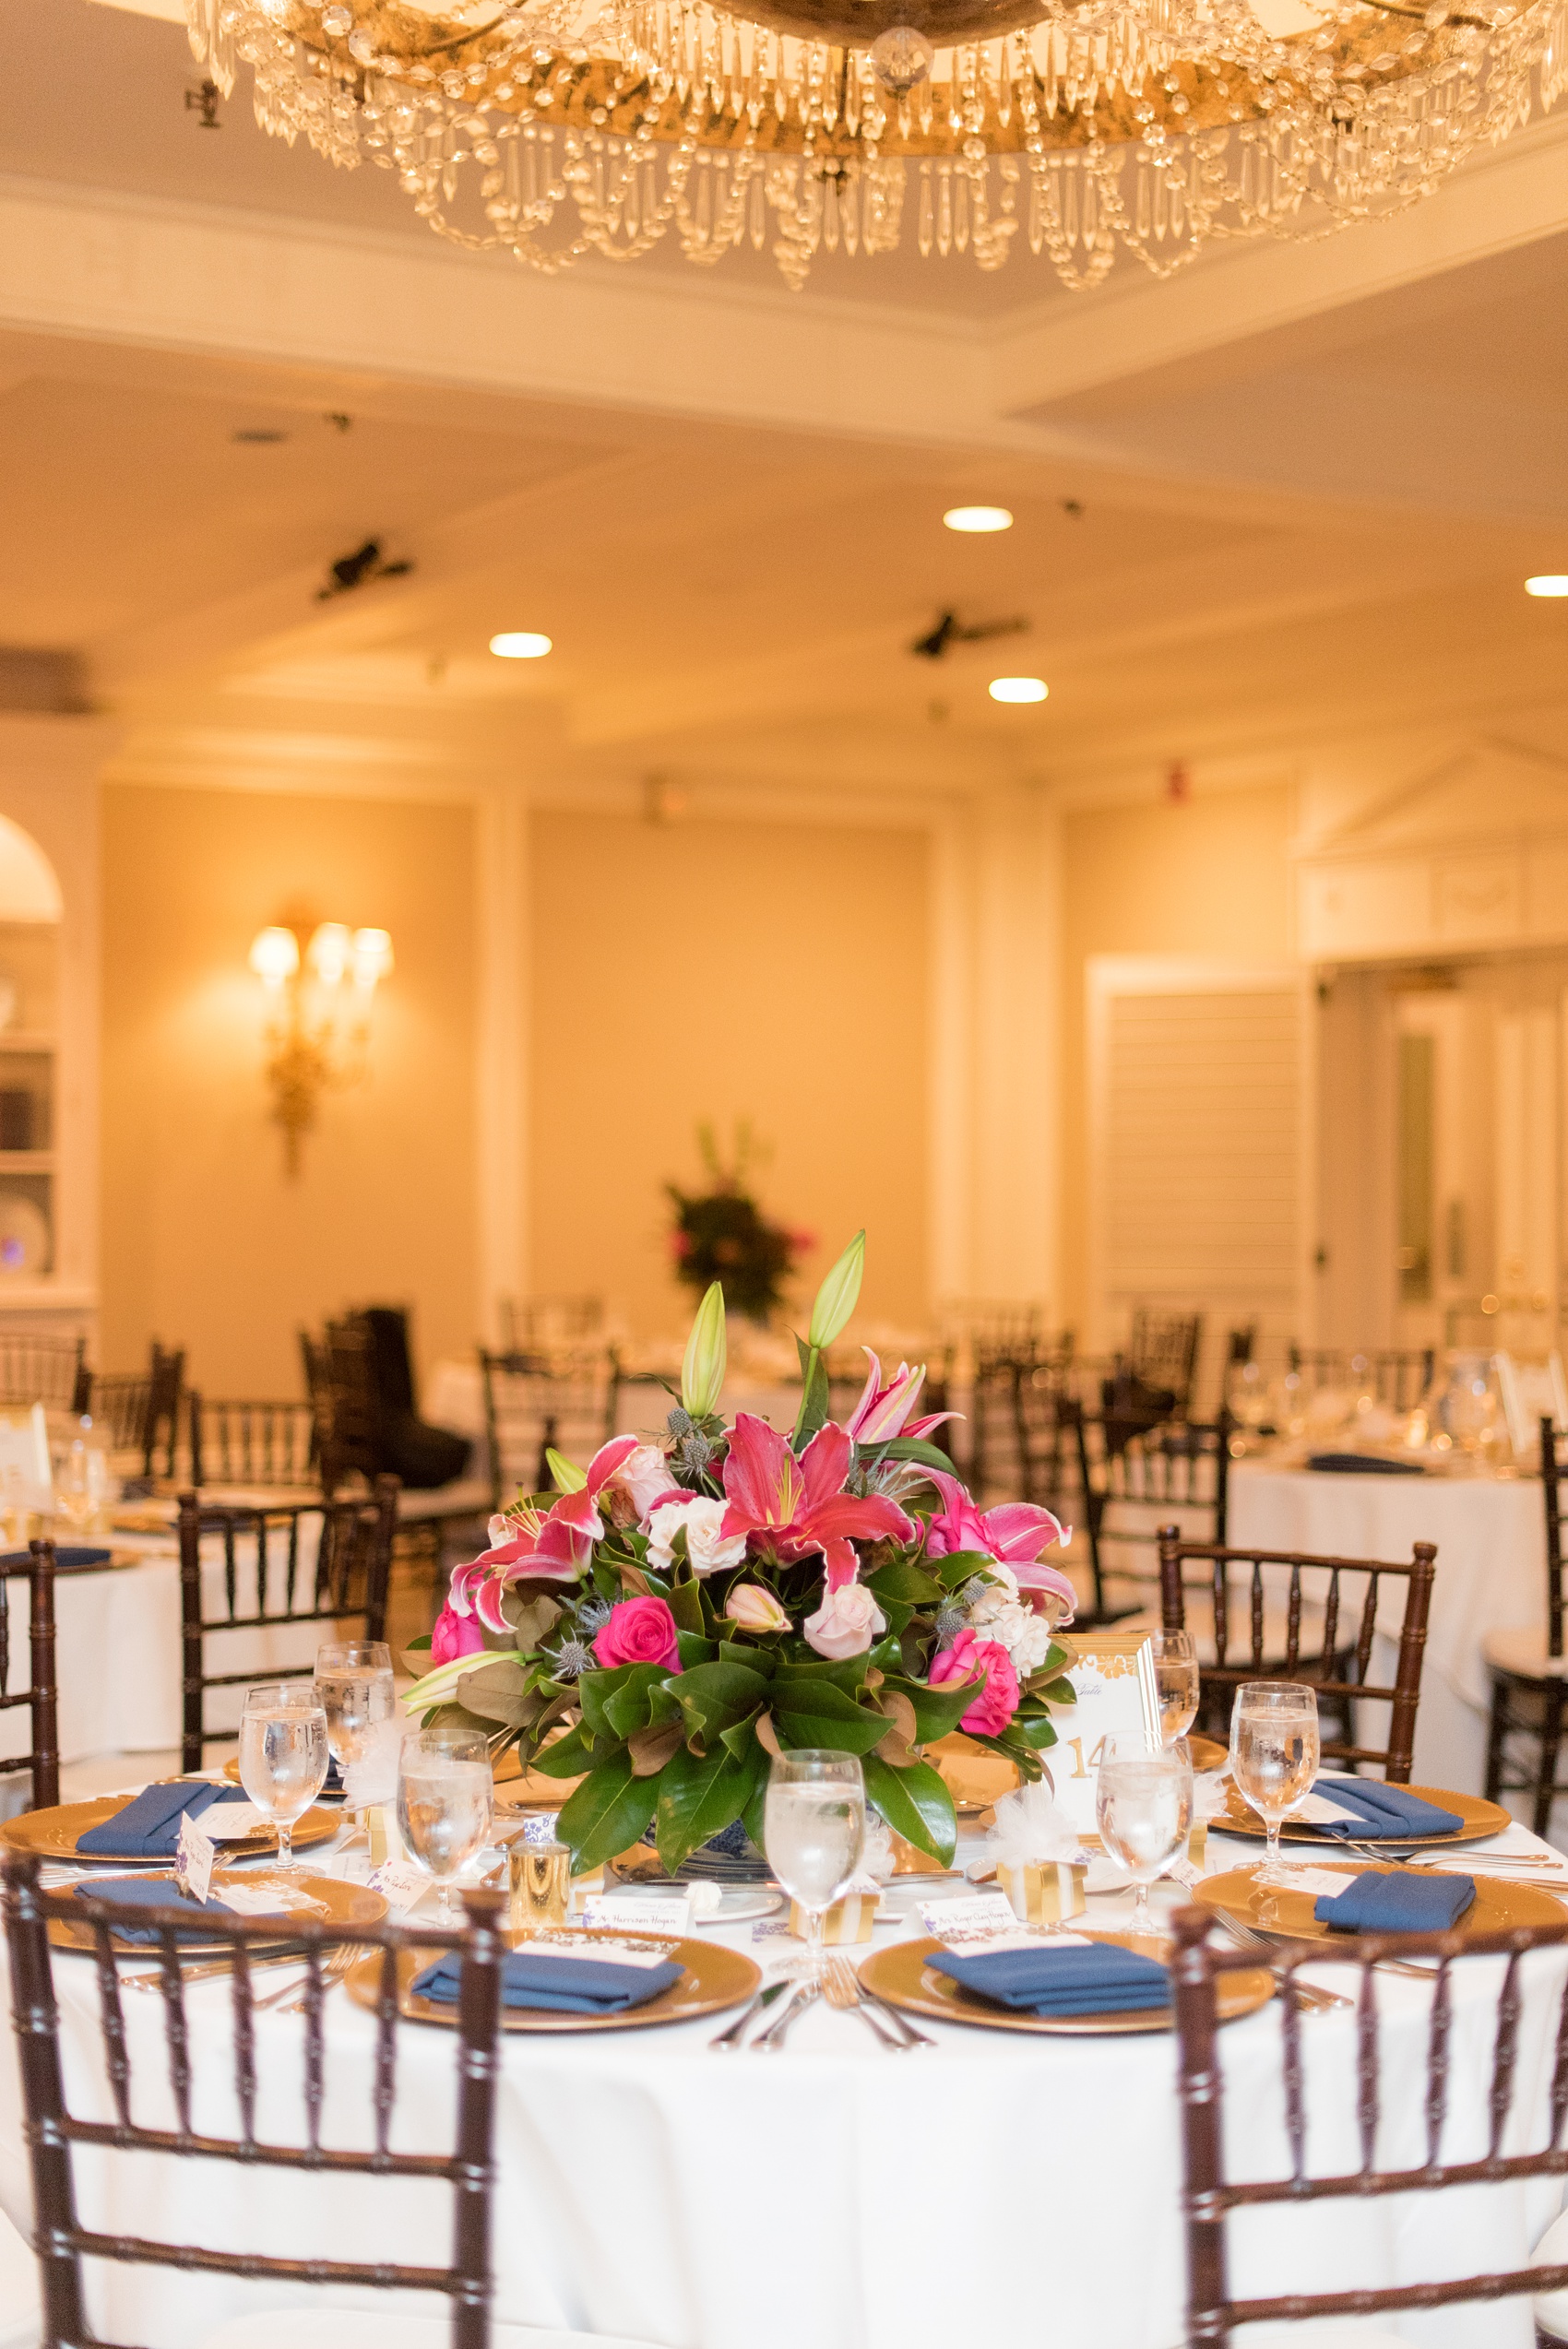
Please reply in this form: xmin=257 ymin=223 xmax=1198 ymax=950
xmin=530 ymin=1719 xmax=595 ymax=1778
xmin=455 ymin=1658 xmax=532 ymax=1728
xmin=861 ymin=1754 xmax=956 ymax=1866
xmin=872 ymin=1689 xmax=920 ymax=1768
xmin=499 ymin=1589 xmax=563 ymax=1646
xmin=754 ymin=1708 xmax=781 ymax=1758
xmin=628 ymin=1721 xmax=686 ymax=1777
xmin=865 ymin=1558 xmax=943 ymax=1606
xmin=875 ymin=1437 xmax=959 ymax=1478
xmin=655 ymin=1742 xmax=759 ymax=1874
xmin=557 ymin=1754 xmax=660 ymax=1874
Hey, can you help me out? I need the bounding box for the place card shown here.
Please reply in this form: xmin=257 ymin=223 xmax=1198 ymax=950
xmin=919 ymin=1892 xmax=1048 ymax=1947
xmin=221 ymin=1884 xmax=310 ymax=1916
xmin=511 ymin=1936 xmax=671 ymax=1970
xmin=366 ymin=1860 xmax=433 ymax=1915
xmin=1269 ymin=1866 xmax=1362 ymax=1899
xmin=1044 ymin=1631 xmax=1164 ymax=1830
xmin=175 ymin=1813 xmax=215 ymax=1905
xmin=582 ymin=1892 xmax=692 ymax=1935
xmin=204 ymin=1803 xmax=271 ymax=1840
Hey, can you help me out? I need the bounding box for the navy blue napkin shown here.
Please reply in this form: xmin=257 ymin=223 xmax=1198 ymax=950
xmin=927 ymin=1941 xmax=1171 ymax=2016
xmin=76 ymin=1782 xmax=255 ymax=1859
xmin=410 ymin=1948 xmax=684 ymax=2014
xmin=1313 ymin=1870 xmax=1476 ymax=1933
xmin=0 ymin=1547 xmax=113 ymax=1569
xmin=70 ymin=1876 xmax=290 ymax=1942
xmin=1306 ymin=1453 xmax=1424 ymax=1476
xmin=1309 ymin=1777 xmax=1464 ymax=1839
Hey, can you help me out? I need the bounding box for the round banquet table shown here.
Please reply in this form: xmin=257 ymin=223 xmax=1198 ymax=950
xmin=0 ymin=1816 xmax=1565 ymax=2349
xmin=1228 ymin=1460 xmax=1547 ymax=1802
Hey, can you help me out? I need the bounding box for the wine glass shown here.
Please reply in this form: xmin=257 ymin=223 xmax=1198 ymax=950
xmin=1229 ymin=1681 xmax=1321 ymax=1881
xmin=397 ymin=1731 xmax=493 ymax=1928
xmin=763 ymin=1749 xmax=865 ymax=1979
xmin=1095 ymin=1732 xmax=1194 ymax=1939
xmin=239 ymin=1681 xmax=330 ymax=1871
xmin=315 ymin=1640 xmax=396 ymax=1845
xmin=1149 ymin=1630 xmax=1200 ymax=1748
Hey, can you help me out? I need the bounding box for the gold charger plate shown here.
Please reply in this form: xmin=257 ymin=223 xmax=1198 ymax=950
xmin=2 ymin=1794 xmax=341 ymax=1866
xmin=860 ymin=1932 xmax=1275 ymax=2036
xmin=49 ymin=1868 xmax=386 ymax=1956
xmin=1211 ymin=1782 xmax=1511 ymax=1849
xmin=1188 ymin=1734 xmax=1228 ymax=1772
xmin=1196 ymin=1862 xmax=1567 ymax=1942
xmin=346 ymin=1928 xmax=761 ymax=2034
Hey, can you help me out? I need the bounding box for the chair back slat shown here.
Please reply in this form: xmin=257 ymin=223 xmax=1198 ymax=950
xmin=1544 ymin=1415 xmax=1567 ymax=1661
xmin=189 ymin=1394 xmax=318 ymax=1491
xmin=1173 ymin=1904 xmax=1568 ymax=2341
xmin=0 ymin=1333 xmax=86 ymax=1415
xmin=0 ymin=1543 xmax=58 ymax=1810
xmin=481 ymin=1347 xmax=615 ymax=1513
xmin=1288 ymin=1345 xmax=1435 ymax=1413
xmin=1158 ymin=1527 xmax=1435 ymax=1780
xmin=178 ymin=1482 xmax=398 ymax=1771
xmin=1126 ymin=1308 xmax=1204 ymax=1416
xmin=2 ymin=1853 xmax=505 ymax=2349
xmin=1074 ymin=1414 xmax=1230 ymax=1624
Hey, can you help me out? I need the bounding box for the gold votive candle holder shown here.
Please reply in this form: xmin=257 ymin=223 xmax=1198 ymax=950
xmin=996 ymin=1859 xmax=1087 ymax=1927
xmin=789 ymin=1889 xmax=881 ymax=1944
xmin=509 ymin=1833 xmax=571 ymax=1935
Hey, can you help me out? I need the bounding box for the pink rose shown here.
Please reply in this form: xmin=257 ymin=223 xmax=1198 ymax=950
xmin=594 ymin=1595 xmax=681 ymax=1672
xmin=928 ymin=1627 xmax=1019 ymax=1737
xmin=430 ymin=1603 xmax=486 ymax=1665
xmin=803 ymin=1581 xmax=886 ymax=1661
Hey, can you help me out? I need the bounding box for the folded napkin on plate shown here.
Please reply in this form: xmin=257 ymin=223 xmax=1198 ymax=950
xmin=1308 ymin=1777 xmax=1464 ymax=1839
xmin=76 ymin=1781 xmax=256 ymax=1859
xmin=411 ymin=1948 xmax=684 ymax=2015
xmin=927 ymin=1941 xmax=1171 ymax=2016
xmin=1305 ymin=1453 xmax=1425 ymax=1476
xmin=0 ymin=1546 xmax=113 ymax=1570
xmin=1313 ymin=1870 xmax=1476 ymax=1933
xmin=71 ymin=1875 xmax=290 ymax=1940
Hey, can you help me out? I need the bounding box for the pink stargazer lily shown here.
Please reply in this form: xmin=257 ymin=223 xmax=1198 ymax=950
xmin=721 ymin=1415 xmax=915 ymax=1592
xmin=923 ymin=1469 xmax=1076 ymax=1622
xmin=844 ymin=1349 xmax=958 ymax=1446
xmin=448 ymin=1435 xmax=643 ymax=1634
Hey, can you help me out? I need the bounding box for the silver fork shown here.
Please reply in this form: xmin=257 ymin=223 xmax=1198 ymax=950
xmin=1211 ymin=1914 xmax=1351 ymax=2009
xmin=261 ymin=1947 xmax=356 ymax=2015
xmin=822 ymin=1957 xmax=911 ymax=2051
xmin=119 ymin=1948 xmax=313 ymax=1994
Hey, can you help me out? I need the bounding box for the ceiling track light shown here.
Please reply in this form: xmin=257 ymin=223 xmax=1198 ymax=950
xmin=989 ymin=677 xmax=1049 ymax=704
xmin=489 ymin=632 xmax=553 ymax=658
xmin=1525 ymin=576 xmax=1568 ymax=598
xmin=944 ymin=505 xmax=1014 ymax=533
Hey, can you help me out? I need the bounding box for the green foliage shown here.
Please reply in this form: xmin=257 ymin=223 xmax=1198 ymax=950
xmin=861 ymin=1754 xmax=956 ymax=1865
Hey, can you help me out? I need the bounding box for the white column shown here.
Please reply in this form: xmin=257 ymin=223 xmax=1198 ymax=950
xmin=474 ymin=778 xmax=529 ymax=1343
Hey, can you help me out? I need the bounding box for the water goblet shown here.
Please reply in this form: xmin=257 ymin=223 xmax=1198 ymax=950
xmin=1095 ymin=1732 xmax=1194 ymax=1939
xmin=1229 ymin=1681 xmax=1321 ymax=1882
xmin=397 ymin=1731 xmax=493 ymax=1928
xmin=239 ymin=1680 xmax=330 ymax=1871
xmin=763 ymin=1750 xmax=866 ymax=1980
xmin=315 ymin=1639 xmax=396 ymax=1845
xmin=1149 ymin=1630 xmax=1200 ymax=1748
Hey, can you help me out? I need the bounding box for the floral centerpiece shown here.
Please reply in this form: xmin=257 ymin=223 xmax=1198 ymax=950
xmin=666 ymin=1121 xmax=807 ymax=1323
xmin=405 ymin=1233 xmax=1078 ymax=1875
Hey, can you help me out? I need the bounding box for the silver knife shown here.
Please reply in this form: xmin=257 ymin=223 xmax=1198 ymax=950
xmin=709 ymin=1975 xmax=789 ymax=2050
xmin=757 ymin=1979 xmax=820 ymax=2050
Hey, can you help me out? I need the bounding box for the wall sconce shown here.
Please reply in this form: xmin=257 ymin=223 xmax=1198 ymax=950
xmin=248 ymin=919 xmax=395 ymax=1175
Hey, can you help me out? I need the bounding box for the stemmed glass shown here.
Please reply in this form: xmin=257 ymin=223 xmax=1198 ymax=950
xmin=397 ymin=1730 xmax=493 ymax=1928
xmin=239 ymin=1681 xmax=330 ymax=1871
xmin=763 ymin=1750 xmax=866 ymax=1980
xmin=315 ymin=1640 xmax=396 ymax=1847
xmin=1096 ymin=1732 xmax=1194 ymax=1940
xmin=1229 ymin=1681 xmax=1321 ymax=1881
xmin=1149 ymin=1630 xmax=1200 ymax=1748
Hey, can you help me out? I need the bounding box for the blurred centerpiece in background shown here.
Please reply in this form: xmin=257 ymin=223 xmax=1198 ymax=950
xmin=666 ymin=1121 xmax=812 ymax=1327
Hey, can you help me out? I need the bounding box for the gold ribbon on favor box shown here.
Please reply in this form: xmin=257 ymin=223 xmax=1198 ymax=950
xmin=996 ymin=1860 xmax=1087 ymax=1926
xmin=790 ymin=1891 xmax=882 ymax=1943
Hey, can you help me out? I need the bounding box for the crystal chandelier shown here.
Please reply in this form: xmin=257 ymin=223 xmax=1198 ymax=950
xmin=186 ymin=0 xmax=1566 ymax=289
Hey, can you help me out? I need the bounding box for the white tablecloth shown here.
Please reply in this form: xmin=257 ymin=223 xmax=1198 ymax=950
xmin=1 ymin=1812 xmax=1564 ymax=2349
xmin=1229 ymin=1463 xmax=1545 ymax=1797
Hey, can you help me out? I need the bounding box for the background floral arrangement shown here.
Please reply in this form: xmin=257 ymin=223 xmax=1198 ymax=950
xmin=665 ymin=1121 xmax=808 ymax=1324
xmin=406 ymin=1233 xmax=1078 ymax=1876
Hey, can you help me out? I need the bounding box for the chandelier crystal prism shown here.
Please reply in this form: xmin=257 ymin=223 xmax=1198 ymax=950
xmin=186 ymin=0 xmax=1567 ymax=288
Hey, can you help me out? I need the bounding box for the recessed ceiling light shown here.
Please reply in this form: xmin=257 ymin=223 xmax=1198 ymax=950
xmin=989 ymin=676 xmax=1048 ymax=704
xmin=944 ymin=505 xmax=1014 ymax=534
xmin=1526 ymin=575 xmax=1568 ymax=598
xmin=489 ymin=632 xmax=553 ymax=658
xmin=232 ymin=428 xmax=288 ymax=445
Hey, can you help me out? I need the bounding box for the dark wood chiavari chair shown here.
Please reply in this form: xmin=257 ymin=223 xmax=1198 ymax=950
xmin=0 ymin=1538 xmax=57 ymax=1812
xmin=1125 ymin=1308 xmax=1204 ymax=1417
xmin=480 ymin=1348 xmax=616 ymax=1513
xmin=0 ymin=1333 xmax=88 ymax=1418
xmin=301 ymin=1320 xmax=381 ymax=1493
xmin=1170 ymin=1902 xmax=1568 ymax=2347
xmin=1289 ymin=1344 xmax=1436 ymax=1413
xmin=1013 ymin=1359 xmax=1080 ymax=1520
xmin=86 ymin=1343 xmax=185 ymax=1482
xmin=1 ymin=1854 xmax=505 ymax=2349
xmin=498 ymin=1294 xmax=604 ymax=1355
xmin=178 ymin=1483 xmax=398 ymax=1773
xmin=1158 ymin=1524 xmax=1435 ymax=1779
xmin=1072 ymin=1411 xmax=1230 ymax=1624
xmin=187 ymin=1395 xmax=319 ymax=1492
xmin=1485 ymin=1416 xmax=1568 ymax=1834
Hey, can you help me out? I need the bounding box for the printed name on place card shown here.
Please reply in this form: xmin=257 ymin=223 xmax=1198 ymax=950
xmin=582 ymin=1893 xmax=690 ymax=1935
xmin=175 ymin=1813 xmax=215 ymax=1905
xmin=203 ymin=1803 xmax=272 ymax=1840
xmin=511 ymin=1936 xmax=671 ymax=1970
xmin=366 ymin=1860 xmax=433 ymax=1915
xmin=919 ymin=1892 xmax=1088 ymax=1952
xmin=1272 ymin=1866 xmax=1365 ymax=1899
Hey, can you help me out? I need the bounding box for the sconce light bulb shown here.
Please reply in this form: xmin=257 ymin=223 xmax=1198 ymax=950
xmin=350 ymin=927 xmax=395 ymax=988
xmin=249 ymin=925 xmax=300 ymax=986
xmin=307 ymin=922 xmax=353 ymax=986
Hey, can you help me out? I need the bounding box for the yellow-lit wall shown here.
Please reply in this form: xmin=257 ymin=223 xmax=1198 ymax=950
xmin=1058 ymin=782 xmax=1294 ymax=1336
xmin=529 ymin=809 xmax=931 ymax=1335
xmin=101 ymin=784 xmax=477 ymax=1394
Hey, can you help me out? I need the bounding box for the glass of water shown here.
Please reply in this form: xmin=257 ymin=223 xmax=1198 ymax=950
xmin=239 ymin=1681 xmax=330 ymax=1871
xmin=1096 ymin=1732 xmax=1194 ymax=1938
xmin=763 ymin=1749 xmax=866 ymax=1978
xmin=1230 ymin=1681 xmax=1321 ymax=1880
xmin=398 ymin=1731 xmax=493 ymax=1927
xmin=1150 ymin=1630 xmax=1201 ymax=1747
xmin=315 ymin=1640 xmax=396 ymax=1844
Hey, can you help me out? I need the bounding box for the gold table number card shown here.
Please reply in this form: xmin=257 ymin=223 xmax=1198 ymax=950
xmin=1045 ymin=1631 xmax=1163 ymax=1831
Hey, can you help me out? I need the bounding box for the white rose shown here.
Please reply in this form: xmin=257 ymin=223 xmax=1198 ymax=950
xmin=976 ymin=1599 xmax=1054 ymax=1676
xmin=614 ymin=1442 xmax=679 ymax=1522
xmin=647 ymin=1495 xmax=748 ymax=1578
xmin=968 ymin=1560 xmax=1019 ymax=1621
xmin=803 ymin=1582 xmax=887 ymax=1661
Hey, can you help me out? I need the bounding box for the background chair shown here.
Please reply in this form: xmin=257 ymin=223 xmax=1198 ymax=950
xmin=1170 ymin=1902 xmax=1568 ymax=2347
xmin=1485 ymin=1414 xmax=1568 ymax=1833
xmin=498 ymin=1293 xmax=605 ymax=1356
xmin=187 ymin=1394 xmax=318 ymax=1491
xmin=1158 ymin=1524 xmax=1435 ymax=1779
xmin=1 ymin=1855 xmax=506 ymax=2349
xmin=178 ymin=1482 xmax=398 ymax=1772
xmin=84 ymin=1341 xmax=184 ymax=1482
xmin=0 ymin=1335 xmax=87 ymax=1418
xmin=0 ymin=1540 xmax=57 ymax=1814
xmin=1288 ymin=1344 xmax=1435 ymax=1412
xmin=1073 ymin=1411 xmax=1230 ymax=1623
xmin=480 ymin=1347 xmax=616 ymax=1513
xmin=1123 ymin=1307 xmax=1203 ymax=1417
